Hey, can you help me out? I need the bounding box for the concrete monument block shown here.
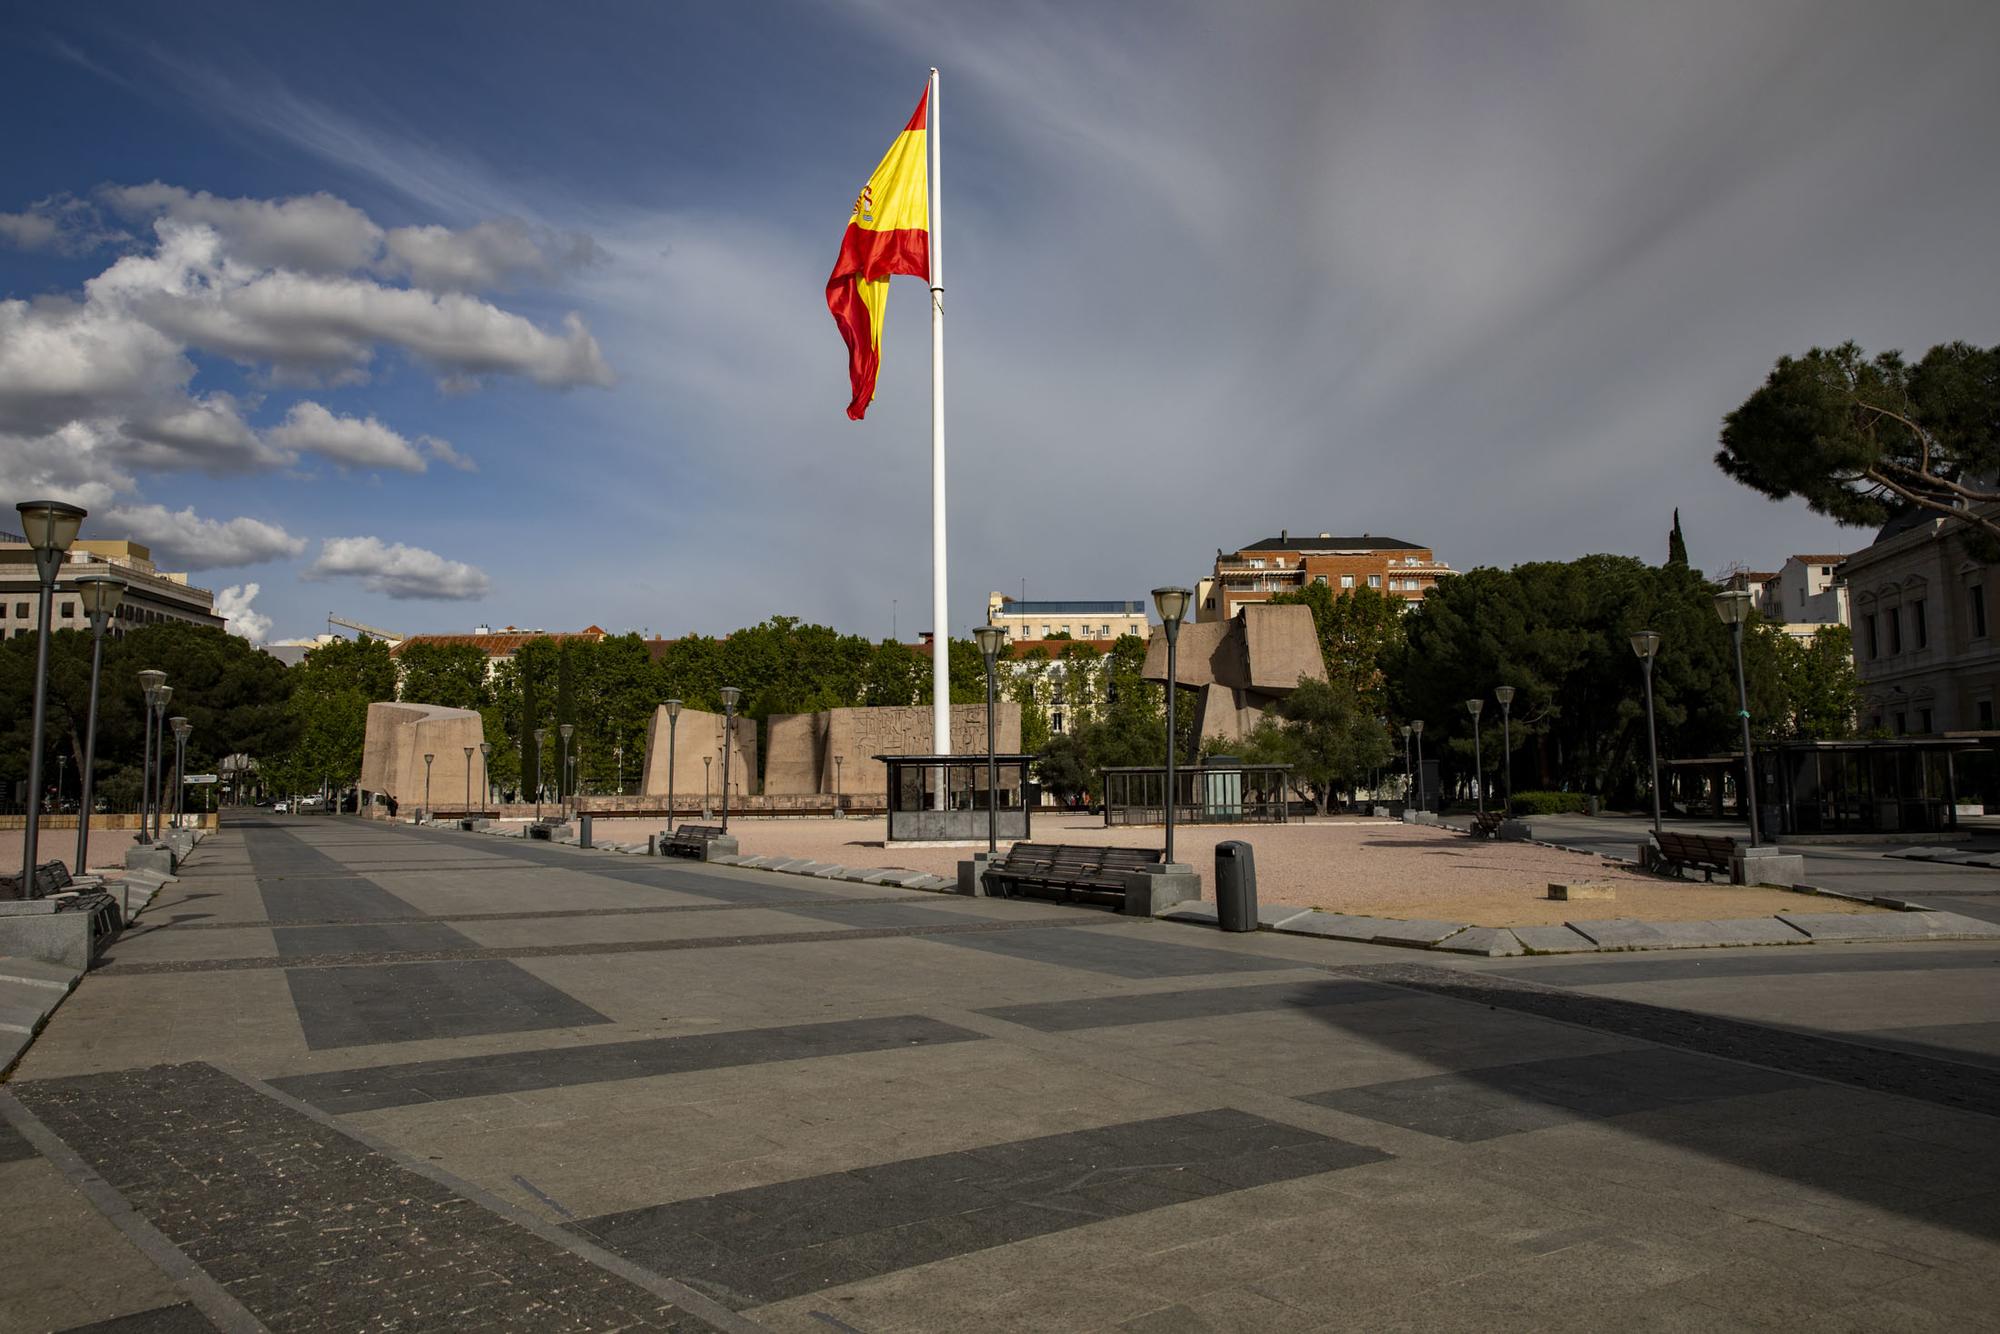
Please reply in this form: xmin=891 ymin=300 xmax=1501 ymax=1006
xmin=1141 ymin=604 xmax=1325 ymax=745
xmin=1732 ymin=846 xmax=1806 ymax=888
xmin=761 ymin=704 xmax=1021 ymax=797
xmin=639 ymin=706 xmax=759 ymax=804
xmin=358 ymin=702 xmax=485 ymax=814
xmin=1122 ymin=864 xmax=1200 ymax=916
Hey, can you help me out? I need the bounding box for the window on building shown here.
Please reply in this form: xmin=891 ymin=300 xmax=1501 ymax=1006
xmin=1050 ymin=709 xmax=1065 ymax=735
xmin=1972 ymin=585 xmax=1988 ymax=639
xmin=1314 ymin=575 xmax=1328 ymax=586
xmin=1912 ymin=598 xmax=1927 ymax=648
xmin=1887 ymin=607 xmax=1902 ymax=654
xmin=1894 ymin=712 xmax=1907 ymax=736
xmin=1249 ymin=559 xmax=1265 ymax=570
xmin=11 ymin=602 xmax=24 ymax=618
xmin=1340 ymin=575 xmax=1355 ymax=588
xmin=1368 ymin=575 xmax=1381 ymax=588
xmin=1918 ymin=707 xmax=1933 ymax=734
xmin=60 ymin=601 xmax=74 ymax=618
xmin=1980 ymin=700 xmax=1995 ymax=730
xmin=1863 ymin=613 xmax=1878 ymax=658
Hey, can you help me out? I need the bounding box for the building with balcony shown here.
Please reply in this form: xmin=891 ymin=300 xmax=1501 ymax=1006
xmin=0 ymin=536 xmax=225 ymax=638
xmin=1844 ymin=506 xmax=1999 ymax=737
xmin=1198 ymin=531 xmax=1454 ymax=622
xmin=985 ymin=594 xmax=1151 ymax=643
xmin=1726 ymin=555 xmax=1851 ymax=640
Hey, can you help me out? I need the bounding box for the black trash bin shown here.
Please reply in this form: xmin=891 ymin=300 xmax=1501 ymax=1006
xmin=578 ymin=813 xmax=593 ymax=849
xmin=1215 ymin=840 xmax=1257 ymax=932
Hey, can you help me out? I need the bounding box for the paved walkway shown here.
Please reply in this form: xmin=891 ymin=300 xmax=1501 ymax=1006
xmin=2 ymin=813 xmax=1998 ymax=1331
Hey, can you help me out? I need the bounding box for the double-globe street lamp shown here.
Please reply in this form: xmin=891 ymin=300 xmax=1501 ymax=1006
xmin=16 ymin=500 xmax=86 ymax=886
xmin=1713 ymin=590 xmax=1762 ymax=845
xmin=171 ymin=717 xmax=191 ymax=830
xmin=972 ymin=624 xmax=1006 ymax=855
xmin=1465 ymin=698 xmax=1485 ymax=816
xmin=1494 ymin=686 xmax=1516 ymax=816
xmin=1152 ymin=587 xmax=1192 ymax=866
xmin=1630 ymin=631 xmax=1664 ymax=837
xmin=72 ymin=572 xmax=126 ymax=875
xmin=719 ymin=687 xmax=742 ymax=834
xmin=663 ymin=699 xmax=683 ymax=833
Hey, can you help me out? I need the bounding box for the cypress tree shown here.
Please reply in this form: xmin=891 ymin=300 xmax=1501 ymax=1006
xmin=1667 ymin=509 xmax=1689 ymax=568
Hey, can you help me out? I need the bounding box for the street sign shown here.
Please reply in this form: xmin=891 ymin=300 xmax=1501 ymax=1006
xmin=184 ymin=774 xmax=218 ymax=785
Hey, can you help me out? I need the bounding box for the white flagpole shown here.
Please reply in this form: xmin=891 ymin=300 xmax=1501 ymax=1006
xmin=928 ymin=66 xmax=950 ymax=774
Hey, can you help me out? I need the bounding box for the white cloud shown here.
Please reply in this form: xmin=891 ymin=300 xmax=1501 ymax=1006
xmin=268 ymin=401 xmax=426 ymax=472
xmin=383 ymin=218 xmax=602 ymax=291
xmin=101 ymin=183 xmax=383 ymax=273
xmin=121 ymin=393 xmax=288 ymax=474
xmin=0 ymin=293 xmax=193 ymax=436
xmin=0 ymin=193 xmax=127 ymax=254
xmin=303 ymin=535 xmax=489 ymax=600
xmin=214 ymin=582 xmax=274 ymax=644
xmin=102 ymin=503 xmax=307 ymax=570
xmin=421 ymin=434 xmax=476 ymax=472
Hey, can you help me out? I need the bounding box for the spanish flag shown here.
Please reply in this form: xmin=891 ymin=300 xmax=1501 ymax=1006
xmin=827 ymin=88 xmax=931 ymax=420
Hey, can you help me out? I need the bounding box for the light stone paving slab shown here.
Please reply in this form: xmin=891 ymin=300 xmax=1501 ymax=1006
xmin=1256 ymin=901 xmax=1316 ymax=930
xmin=1510 ymin=924 xmax=1600 ymax=954
xmin=1163 ymin=902 xmax=1221 ymax=926
xmin=1370 ymin=918 xmax=1475 ymax=948
xmin=1777 ymin=910 xmax=2000 ymax=943
xmin=1431 ymin=926 xmax=1526 ymax=957
xmin=1272 ymin=911 xmax=1401 ymax=942
xmin=1567 ymin=916 xmax=1811 ymax=951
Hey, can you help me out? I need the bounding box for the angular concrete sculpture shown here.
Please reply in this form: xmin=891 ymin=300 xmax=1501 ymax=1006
xmin=639 ymin=706 xmax=761 ymax=801
xmin=1141 ymin=603 xmax=1326 ymax=745
xmin=762 ymin=704 xmax=1022 ymax=798
xmin=358 ymin=702 xmax=485 ymax=815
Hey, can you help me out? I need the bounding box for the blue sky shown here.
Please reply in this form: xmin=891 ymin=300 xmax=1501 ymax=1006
xmin=3 ymin=1 xmax=1997 ymax=645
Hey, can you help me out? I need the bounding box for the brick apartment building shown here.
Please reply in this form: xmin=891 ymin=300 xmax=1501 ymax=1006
xmin=1196 ymin=530 xmax=1455 ymax=622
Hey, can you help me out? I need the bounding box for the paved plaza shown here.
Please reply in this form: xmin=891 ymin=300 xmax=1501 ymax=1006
xmin=3 ymin=814 xmax=1999 ymax=1332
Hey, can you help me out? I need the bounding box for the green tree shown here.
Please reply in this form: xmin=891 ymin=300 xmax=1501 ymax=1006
xmin=395 ymin=642 xmax=491 ymax=708
xmin=1760 ymin=624 xmax=1859 ymax=740
xmin=1266 ymin=678 xmax=1395 ymax=814
xmin=1269 ymin=582 xmax=1406 ymax=709
xmin=1717 ymin=340 xmax=2000 ymax=548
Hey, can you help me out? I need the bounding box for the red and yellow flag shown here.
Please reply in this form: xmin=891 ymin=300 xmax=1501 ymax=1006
xmin=826 ymin=88 xmax=930 ymax=420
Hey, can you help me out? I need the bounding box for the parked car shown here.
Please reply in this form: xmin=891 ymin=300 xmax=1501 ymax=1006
xmin=273 ymin=800 xmax=289 ymax=813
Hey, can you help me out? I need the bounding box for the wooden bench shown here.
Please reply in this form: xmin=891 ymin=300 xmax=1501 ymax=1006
xmin=983 ymin=842 xmax=1163 ymax=908
xmin=1467 ymin=812 xmax=1507 ymax=839
xmin=1652 ymin=830 xmax=1737 ymax=882
xmin=660 ymin=823 xmax=725 ymax=859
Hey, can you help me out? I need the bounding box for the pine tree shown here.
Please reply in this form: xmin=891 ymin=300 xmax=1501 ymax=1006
xmin=1667 ymin=509 xmax=1689 ymax=568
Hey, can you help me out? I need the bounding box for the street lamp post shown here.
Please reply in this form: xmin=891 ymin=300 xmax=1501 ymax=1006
xmin=151 ymin=686 xmax=172 ymax=838
xmin=73 ymin=573 xmax=125 ymax=875
xmin=1465 ymin=698 xmax=1485 ymax=816
xmin=1401 ymin=725 xmax=1412 ymax=803
xmin=170 ymin=718 xmax=190 ymax=830
xmin=834 ymin=755 xmax=845 ymax=811
xmin=135 ymin=669 xmax=166 ymax=844
xmin=1713 ymin=591 xmax=1761 ymax=844
xmin=1494 ymin=687 xmax=1516 ymax=816
xmin=559 ymin=723 xmax=575 ymax=815
xmin=973 ymin=625 xmax=1006 ymax=854
xmin=1630 ymin=632 xmax=1663 ymax=837
xmin=15 ymin=501 xmax=86 ymax=886
xmin=423 ymin=753 xmax=434 ymax=822
xmin=664 ymin=700 xmax=682 ymax=832
xmin=533 ymin=727 xmax=548 ymax=820
xmin=1412 ymin=720 xmax=1426 ymax=813
xmin=615 ymin=741 xmax=623 ymax=796
xmin=1152 ymin=587 xmax=1192 ymax=866
xmin=718 ymin=687 xmax=742 ymax=834
xmin=463 ymin=745 xmax=474 ymax=819
xmin=702 ymin=755 xmax=712 ymax=817
xmin=479 ymin=741 xmax=492 ymax=813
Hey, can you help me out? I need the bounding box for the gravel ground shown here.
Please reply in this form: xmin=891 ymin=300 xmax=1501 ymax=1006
xmin=0 ymin=826 xmax=142 ymax=876
xmin=584 ymin=814 xmax=1883 ymax=928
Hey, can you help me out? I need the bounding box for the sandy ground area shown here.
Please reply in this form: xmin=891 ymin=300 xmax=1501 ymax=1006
xmin=585 ymin=813 xmax=1882 ymax=928
xmin=0 ymin=827 xmax=142 ymax=876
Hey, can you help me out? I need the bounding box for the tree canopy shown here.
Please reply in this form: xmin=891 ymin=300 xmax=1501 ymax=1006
xmin=1717 ymin=340 xmax=2000 ymax=547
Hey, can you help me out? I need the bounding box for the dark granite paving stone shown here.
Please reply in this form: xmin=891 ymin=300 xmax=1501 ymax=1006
xmin=934 ymin=926 xmax=1301 ymax=979
xmin=1497 ymin=949 xmax=2000 ymax=987
xmin=1851 ymin=1021 xmax=2000 ymax=1072
xmin=0 ymin=1113 xmax=36 ymax=1163
xmin=568 ymin=1108 xmax=1389 ymax=1310
xmin=978 ymin=977 xmax=1394 ymax=1032
xmin=1304 ymin=1047 xmax=1805 ymax=1141
xmin=259 ymin=875 xmax=426 ymax=924
xmin=272 ymin=1014 xmax=987 ymax=1113
xmin=14 ymin=1064 xmax=696 ymax=1331
xmin=284 ymin=959 xmax=612 ymax=1050
xmin=273 ymin=921 xmax=479 ymax=959
xmin=1346 ymin=962 xmax=2000 ymax=1120
xmin=58 ymin=1304 xmax=217 ymax=1333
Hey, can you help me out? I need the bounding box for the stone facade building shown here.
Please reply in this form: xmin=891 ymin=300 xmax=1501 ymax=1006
xmin=1197 ymin=531 xmax=1453 ymax=622
xmin=0 ymin=537 xmax=224 ymax=639
xmin=1844 ymin=508 xmax=2000 ymax=736
xmin=985 ymin=594 xmax=1150 ymax=643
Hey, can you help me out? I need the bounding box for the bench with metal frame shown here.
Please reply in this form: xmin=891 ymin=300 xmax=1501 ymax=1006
xmin=1467 ymin=811 xmax=1507 ymax=839
xmin=982 ymin=842 xmax=1163 ymax=908
xmin=1651 ymin=829 xmax=1737 ymax=881
xmin=660 ymin=823 xmax=726 ymax=859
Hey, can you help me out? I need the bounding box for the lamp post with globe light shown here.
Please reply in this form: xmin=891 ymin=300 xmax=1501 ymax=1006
xmin=1151 ymin=587 xmax=1192 ymax=865
xmin=170 ymin=718 xmax=191 ymax=830
xmin=1412 ymin=720 xmax=1426 ymax=813
xmin=479 ymin=740 xmax=492 ymax=812
xmin=73 ymin=574 xmax=127 ymax=873
xmin=1465 ymin=698 xmax=1485 ymax=816
xmin=559 ymin=723 xmax=575 ymax=814
xmin=719 ymin=688 xmax=742 ymax=834
xmin=135 ymin=670 xmax=165 ymax=844
xmin=423 ymin=753 xmax=434 ymax=822
xmin=973 ymin=625 xmax=1007 ymax=854
xmin=664 ymin=700 xmax=682 ymax=832
xmin=1630 ymin=631 xmax=1663 ymax=837
xmin=1714 ymin=588 xmax=1762 ymax=843
xmin=15 ymin=501 xmax=86 ymax=885
xmin=463 ymin=746 xmax=474 ymax=820
xmin=1494 ymin=686 xmax=1516 ymax=816
xmin=533 ymin=728 xmax=548 ymax=820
